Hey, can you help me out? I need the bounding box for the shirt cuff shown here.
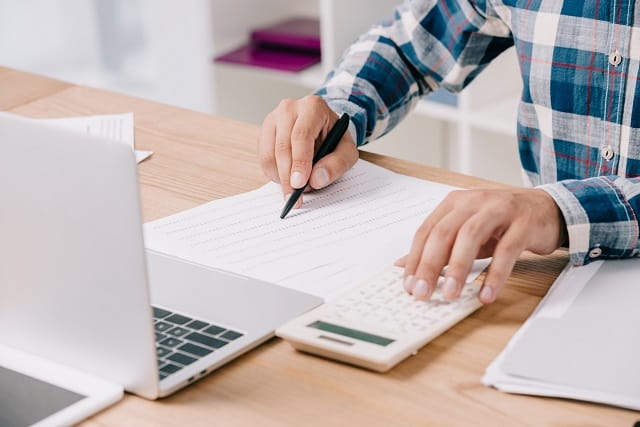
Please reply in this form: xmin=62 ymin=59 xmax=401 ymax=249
xmin=320 ymin=98 xmax=368 ymax=147
xmin=539 ymin=178 xmax=640 ymax=266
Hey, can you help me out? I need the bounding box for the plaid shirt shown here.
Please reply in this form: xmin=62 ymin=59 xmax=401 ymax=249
xmin=317 ymin=0 xmax=640 ymax=266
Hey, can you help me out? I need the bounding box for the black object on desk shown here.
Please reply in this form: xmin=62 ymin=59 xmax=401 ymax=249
xmin=280 ymin=113 xmax=350 ymax=219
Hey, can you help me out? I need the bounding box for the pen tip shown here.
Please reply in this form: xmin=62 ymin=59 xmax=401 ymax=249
xmin=280 ymin=206 xmax=289 ymax=219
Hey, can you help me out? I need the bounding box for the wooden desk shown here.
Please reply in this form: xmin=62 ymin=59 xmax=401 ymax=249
xmin=3 ymin=68 xmax=636 ymax=426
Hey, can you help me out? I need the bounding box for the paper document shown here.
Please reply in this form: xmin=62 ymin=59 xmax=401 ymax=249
xmin=41 ymin=113 xmax=152 ymax=163
xmin=145 ymin=160 xmax=488 ymax=299
xmin=483 ymin=258 xmax=640 ymax=411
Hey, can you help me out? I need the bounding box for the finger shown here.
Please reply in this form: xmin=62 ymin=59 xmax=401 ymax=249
xmin=309 ymin=135 xmax=359 ymax=189
xmin=443 ymin=210 xmax=507 ymax=300
xmin=402 ymin=218 xmax=434 ymax=294
xmin=257 ymin=113 xmax=278 ymax=182
xmin=478 ymin=226 xmax=525 ymax=304
xmin=290 ymin=101 xmax=326 ymax=189
xmin=273 ymin=104 xmax=297 ymax=197
xmin=402 ymin=191 xmax=468 ymax=294
xmin=413 ymin=209 xmax=470 ymax=300
xmin=476 ymin=237 xmax=499 ymax=259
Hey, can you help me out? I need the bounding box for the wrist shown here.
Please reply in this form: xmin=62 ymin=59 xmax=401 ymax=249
xmin=535 ymin=189 xmax=568 ymax=248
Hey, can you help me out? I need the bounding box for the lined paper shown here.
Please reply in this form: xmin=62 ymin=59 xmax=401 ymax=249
xmin=144 ymin=160 xmax=458 ymax=299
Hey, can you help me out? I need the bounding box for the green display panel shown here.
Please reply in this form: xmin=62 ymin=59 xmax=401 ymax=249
xmin=308 ymin=320 xmax=395 ymax=346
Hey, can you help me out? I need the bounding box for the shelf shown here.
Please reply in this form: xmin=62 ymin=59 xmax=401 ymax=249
xmin=466 ymin=95 xmax=519 ymax=136
xmin=414 ymin=98 xmax=460 ymax=123
xmin=414 ymin=95 xmax=519 ymax=137
xmin=214 ymin=61 xmax=325 ymax=90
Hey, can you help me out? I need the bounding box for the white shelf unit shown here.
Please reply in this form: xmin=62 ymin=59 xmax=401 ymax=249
xmin=211 ymin=0 xmax=524 ymax=185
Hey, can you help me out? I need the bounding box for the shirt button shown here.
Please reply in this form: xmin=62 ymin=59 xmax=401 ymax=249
xmin=588 ymin=247 xmax=602 ymax=259
xmin=609 ymin=51 xmax=622 ymax=66
xmin=601 ymin=146 xmax=614 ymax=160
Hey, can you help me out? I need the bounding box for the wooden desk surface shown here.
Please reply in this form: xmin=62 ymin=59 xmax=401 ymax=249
xmin=3 ymin=67 xmax=636 ymax=426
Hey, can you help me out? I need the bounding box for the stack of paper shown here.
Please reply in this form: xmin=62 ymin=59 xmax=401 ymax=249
xmin=483 ymin=258 xmax=640 ymax=411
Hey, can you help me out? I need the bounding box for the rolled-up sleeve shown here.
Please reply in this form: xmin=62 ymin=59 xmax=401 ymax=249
xmin=316 ymin=0 xmax=513 ymax=146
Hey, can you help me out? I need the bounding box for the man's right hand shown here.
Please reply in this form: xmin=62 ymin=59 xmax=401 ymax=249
xmin=258 ymin=95 xmax=358 ymax=207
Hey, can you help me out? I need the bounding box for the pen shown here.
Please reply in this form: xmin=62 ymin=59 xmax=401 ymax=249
xmin=280 ymin=113 xmax=351 ymax=219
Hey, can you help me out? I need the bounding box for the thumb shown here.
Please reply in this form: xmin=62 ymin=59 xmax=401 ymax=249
xmin=309 ymin=137 xmax=358 ymax=189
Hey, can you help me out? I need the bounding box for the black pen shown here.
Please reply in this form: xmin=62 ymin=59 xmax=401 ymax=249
xmin=280 ymin=113 xmax=351 ymax=219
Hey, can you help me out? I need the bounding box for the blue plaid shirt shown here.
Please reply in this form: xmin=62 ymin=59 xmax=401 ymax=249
xmin=317 ymin=0 xmax=640 ymax=266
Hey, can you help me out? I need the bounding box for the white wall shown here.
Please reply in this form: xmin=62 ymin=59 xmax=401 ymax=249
xmin=0 ymin=0 xmax=215 ymax=113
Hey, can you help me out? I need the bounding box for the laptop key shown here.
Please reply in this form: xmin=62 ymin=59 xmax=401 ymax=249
xmin=202 ymin=325 xmax=226 ymax=336
xmin=160 ymin=337 xmax=183 ymax=348
xmin=179 ymin=342 xmax=213 ymax=357
xmin=153 ymin=307 xmax=172 ymax=319
xmin=155 ymin=322 xmax=172 ymax=332
xmin=157 ymin=346 xmax=172 ymax=358
xmin=155 ymin=332 xmax=166 ymax=342
xmin=185 ymin=320 xmax=209 ymax=330
xmin=159 ymin=373 xmax=169 ymax=380
xmin=220 ymin=330 xmax=243 ymax=341
xmin=160 ymin=363 xmax=182 ymax=374
xmin=165 ymin=313 xmax=192 ymax=325
xmin=167 ymin=327 xmax=190 ymax=337
xmin=167 ymin=352 xmax=197 ymax=366
xmin=186 ymin=332 xmax=228 ymax=349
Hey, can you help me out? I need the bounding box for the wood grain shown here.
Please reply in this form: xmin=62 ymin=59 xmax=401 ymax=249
xmin=0 ymin=66 xmax=72 ymax=110
xmin=5 ymin=73 xmax=637 ymax=426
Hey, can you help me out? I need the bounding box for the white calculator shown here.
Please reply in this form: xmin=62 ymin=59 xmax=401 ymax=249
xmin=276 ymin=266 xmax=483 ymax=372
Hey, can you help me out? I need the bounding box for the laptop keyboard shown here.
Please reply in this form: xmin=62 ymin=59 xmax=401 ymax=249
xmin=153 ymin=306 xmax=244 ymax=380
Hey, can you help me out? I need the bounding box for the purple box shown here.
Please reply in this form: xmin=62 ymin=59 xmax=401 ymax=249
xmin=215 ymin=44 xmax=320 ymax=73
xmin=251 ymin=17 xmax=321 ymax=53
xmin=215 ymin=17 xmax=321 ymax=73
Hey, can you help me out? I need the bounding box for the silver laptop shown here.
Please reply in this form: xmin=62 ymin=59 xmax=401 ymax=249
xmin=0 ymin=113 xmax=322 ymax=399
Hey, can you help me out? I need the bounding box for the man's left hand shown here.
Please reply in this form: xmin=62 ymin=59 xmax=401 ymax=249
xmin=399 ymin=188 xmax=567 ymax=304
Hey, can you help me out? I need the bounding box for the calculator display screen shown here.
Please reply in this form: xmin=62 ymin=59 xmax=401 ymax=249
xmin=309 ymin=321 xmax=395 ymax=346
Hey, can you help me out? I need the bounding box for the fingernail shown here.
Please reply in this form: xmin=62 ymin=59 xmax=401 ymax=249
xmin=290 ymin=171 xmax=305 ymax=188
xmin=442 ymin=277 xmax=459 ymax=299
xmin=480 ymin=286 xmax=493 ymax=303
xmin=403 ymin=275 xmax=415 ymax=293
xmin=312 ymin=167 xmax=329 ymax=188
xmin=412 ymin=280 xmax=430 ymax=299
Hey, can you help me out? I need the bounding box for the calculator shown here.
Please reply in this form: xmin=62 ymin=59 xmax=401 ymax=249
xmin=275 ymin=266 xmax=484 ymax=372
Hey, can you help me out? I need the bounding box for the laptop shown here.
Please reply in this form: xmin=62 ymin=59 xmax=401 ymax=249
xmin=0 ymin=112 xmax=322 ymax=400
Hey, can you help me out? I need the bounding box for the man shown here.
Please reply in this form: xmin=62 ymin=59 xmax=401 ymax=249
xmin=257 ymin=1 xmax=640 ymax=304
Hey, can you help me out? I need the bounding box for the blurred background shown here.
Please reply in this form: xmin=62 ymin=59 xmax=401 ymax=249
xmin=0 ymin=0 xmax=524 ymax=185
